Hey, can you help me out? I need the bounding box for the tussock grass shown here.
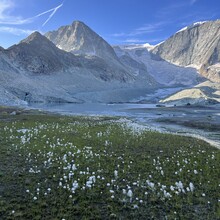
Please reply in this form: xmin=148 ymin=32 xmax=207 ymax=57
xmin=0 ymin=113 xmax=219 ymax=219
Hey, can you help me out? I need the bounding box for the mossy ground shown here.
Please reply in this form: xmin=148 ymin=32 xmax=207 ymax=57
xmin=0 ymin=109 xmax=219 ymax=219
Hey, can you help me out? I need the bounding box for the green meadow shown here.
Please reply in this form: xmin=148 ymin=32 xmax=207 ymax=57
xmin=0 ymin=110 xmax=219 ymax=219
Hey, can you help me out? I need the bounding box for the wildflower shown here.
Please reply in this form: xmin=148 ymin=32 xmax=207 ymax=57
xmin=114 ymin=170 xmax=118 ymax=178
xmin=133 ymin=204 xmax=139 ymax=209
xmin=194 ymin=170 xmax=198 ymax=174
xmin=127 ymin=189 xmax=133 ymax=201
xmin=189 ymin=182 xmax=194 ymax=192
xmin=170 ymin=186 xmax=175 ymax=191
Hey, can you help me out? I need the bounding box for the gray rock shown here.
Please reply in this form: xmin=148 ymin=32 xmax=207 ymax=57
xmin=152 ymin=20 xmax=220 ymax=82
xmin=45 ymin=21 xmax=118 ymax=62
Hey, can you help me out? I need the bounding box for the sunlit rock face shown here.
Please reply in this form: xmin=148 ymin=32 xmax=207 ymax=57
xmin=45 ymin=20 xmax=118 ymax=62
xmin=152 ymin=20 xmax=220 ymax=82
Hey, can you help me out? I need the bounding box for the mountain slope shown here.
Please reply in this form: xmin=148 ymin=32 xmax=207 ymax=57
xmin=0 ymin=31 xmax=158 ymax=105
xmin=45 ymin=21 xmax=156 ymax=85
xmin=5 ymin=31 xmax=82 ymax=74
xmin=152 ymin=20 xmax=220 ymax=82
xmin=160 ymin=81 xmax=220 ymax=105
xmin=114 ymin=45 xmax=202 ymax=86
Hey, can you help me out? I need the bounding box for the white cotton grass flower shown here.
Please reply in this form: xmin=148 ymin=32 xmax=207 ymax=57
xmin=133 ymin=204 xmax=139 ymax=209
xmin=189 ymin=182 xmax=195 ymax=192
xmin=122 ymin=189 xmax=126 ymax=195
xmin=194 ymin=170 xmax=198 ymax=174
xmin=170 ymin=186 xmax=175 ymax=191
xmin=127 ymin=189 xmax=133 ymax=202
xmin=114 ymin=170 xmax=118 ymax=178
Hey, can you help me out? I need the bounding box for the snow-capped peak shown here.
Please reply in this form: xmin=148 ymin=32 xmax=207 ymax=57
xmin=176 ymin=21 xmax=208 ymax=34
xmin=143 ymin=43 xmax=155 ymax=50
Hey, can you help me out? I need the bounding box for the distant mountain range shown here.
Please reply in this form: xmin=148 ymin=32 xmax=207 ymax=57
xmin=0 ymin=19 xmax=219 ymax=106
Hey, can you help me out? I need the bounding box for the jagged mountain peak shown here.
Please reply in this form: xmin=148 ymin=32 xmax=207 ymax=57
xmin=20 ymin=31 xmax=56 ymax=47
xmin=71 ymin=20 xmax=87 ymax=27
xmin=5 ymin=30 xmax=78 ymax=74
xmin=45 ymin=20 xmax=118 ymax=61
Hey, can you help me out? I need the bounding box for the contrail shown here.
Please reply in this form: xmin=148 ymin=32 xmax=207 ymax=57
xmin=41 ymin=3 xmax=63 ymax=27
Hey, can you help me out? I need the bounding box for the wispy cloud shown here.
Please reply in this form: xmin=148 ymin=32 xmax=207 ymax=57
xmin=122 ymin=37 xmax=167 ymax=45
xmin=111 ymin=32 xmax=126 ymax=37
xmin=111 ymin=21 xmax=167 ymax=38
xmin=190 ymin=0 xmax=198 ymax=5
xmin=0 ymin=0 xmax=34 ymax=25
xmin=0 ymin=0 xmax=63 ymax=26
xmin=123 ymin=39 xmax=147 ymax=43
xmin=0 ymin=26 xmax=35 ymax=35
xmin=129 ymin=22 xmax=165 ymax=36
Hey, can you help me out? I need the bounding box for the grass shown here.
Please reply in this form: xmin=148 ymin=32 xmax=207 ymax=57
xmin=0 ymin=111 xmax=219 ymax=219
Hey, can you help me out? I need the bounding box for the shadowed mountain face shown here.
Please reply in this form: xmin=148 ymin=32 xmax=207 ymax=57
xmin=45 ymin=21 xmax=119 ymax=62
xmin=4 ymin=32 xmax=82 ymax=74
xmin=2 ymin=31 xmax=134 ymax=82
xmin=152 ymin=20 xmax=220 ymax=82
xmin=0 ymin=29 xmax=158 ymax=105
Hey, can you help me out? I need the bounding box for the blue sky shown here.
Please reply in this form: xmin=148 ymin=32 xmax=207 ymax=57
xmin=0 ymin=0 xmax=219 ymax=48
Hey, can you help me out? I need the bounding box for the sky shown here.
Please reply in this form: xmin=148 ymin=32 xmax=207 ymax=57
xmin=0 ymin=0 xmax=219 ymax=48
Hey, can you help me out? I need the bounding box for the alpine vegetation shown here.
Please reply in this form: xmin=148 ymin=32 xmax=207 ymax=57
xmin=0 ymin=113 xmax=219 ymax=219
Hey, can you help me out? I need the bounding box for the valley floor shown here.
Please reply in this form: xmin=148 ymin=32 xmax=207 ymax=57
xmin=0 ymin=107 xmax=219 ymax=219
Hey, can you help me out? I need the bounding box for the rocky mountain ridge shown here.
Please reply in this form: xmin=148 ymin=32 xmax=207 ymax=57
xmin=152 ymin=20 xmax=220 ymax=82
xmin=0 ymin=19 xmax=219 ymax=106
xmin=45 ymin=21 xmax=118 ymax=62
xmin=0 ymin=29 xmax=158 ymax=105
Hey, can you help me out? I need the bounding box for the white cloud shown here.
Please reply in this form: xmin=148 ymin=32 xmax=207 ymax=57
xmin=124 ymin=39 xmax=147 ymax=43
xmin=111 ymin=32 xmax=126 ymax=37
xmin=190 ymin=0 xmax=198 ymax=5
xmin=111 ymin=22 xmax=167 ymax=39
xmin=0 ymin=0 xmax=33 ymax=25
xmin=0 ymin=0 xmax=63 ymax=26
xmin=129 ymin=23 xmax=164 ymax=36
xmin=0 ymin=26 xmax=35 ymax=35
